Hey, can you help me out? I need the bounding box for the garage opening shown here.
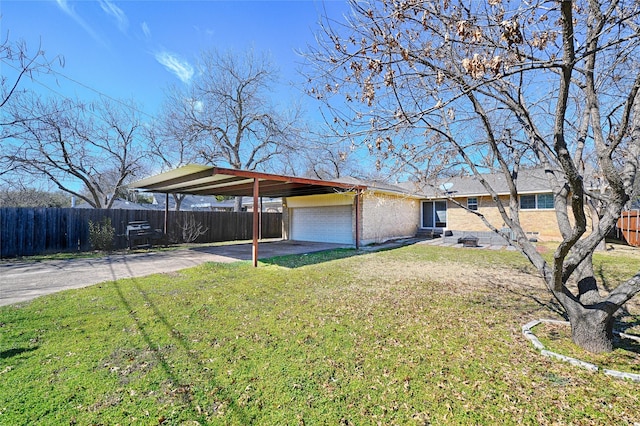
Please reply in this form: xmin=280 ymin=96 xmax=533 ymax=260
xmin=290 ymin=205 xmax=354 ymax=245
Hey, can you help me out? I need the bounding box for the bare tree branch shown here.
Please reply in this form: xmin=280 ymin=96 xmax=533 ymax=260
xmin=307 ymin=0 xmax=640 ymax=353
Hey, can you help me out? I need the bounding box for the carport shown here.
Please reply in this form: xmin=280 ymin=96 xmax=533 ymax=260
xmin=131 ymin=165 xmax=367 ymax=266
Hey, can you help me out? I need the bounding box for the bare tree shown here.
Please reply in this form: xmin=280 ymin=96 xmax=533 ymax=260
xmin=162 ymin=48 xmax=301 ymax=211
xmin=0 ymin=187 xmax=70 ymax=207
xmin=145 ymin=106 xmax=202 ymax=211
xmin=1 ymin=34 xmax=61 ymax=110
xmin=1 ymin=36 xmax=62 ymax=184
xmin=308 ymin=0 xmax=640 ymax=353
xmin=299 ymin=132 xmax=357 ymax=180
xmin=3 ymin=95 xmax=147 ymax=208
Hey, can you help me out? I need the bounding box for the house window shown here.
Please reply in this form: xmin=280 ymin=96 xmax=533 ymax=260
xmin=467 ymin=197 xmax=478 ymax=211
xmin=537 ymin=193 xmax=554 ymax=209
xmin=520 ymin=195 xmax=537 ymax=210
xmin=520 ymin=194 xmax=554 ymax=210
xmin=435 ymin=201 xmax=447 ymax=227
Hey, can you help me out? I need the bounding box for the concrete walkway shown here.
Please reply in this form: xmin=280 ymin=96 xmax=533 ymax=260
xmin=0 ymin=240 xmax=347 ymax=307
xmin=419 ymin=238 xmax=517 ymax=251
xmin=417 ymin=231 xmax=518 ymax=251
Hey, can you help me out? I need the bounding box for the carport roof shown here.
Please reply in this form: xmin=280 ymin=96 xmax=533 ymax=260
xmin=131 ymin=165 xmax=367 ymax=197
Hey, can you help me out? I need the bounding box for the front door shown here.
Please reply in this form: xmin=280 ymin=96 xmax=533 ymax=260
xmin=422 ymin=201 xmax=447 ymax=228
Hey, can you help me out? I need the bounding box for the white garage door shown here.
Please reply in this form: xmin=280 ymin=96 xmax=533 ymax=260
xmin=290 ymin=205 xmax=353 ymax=244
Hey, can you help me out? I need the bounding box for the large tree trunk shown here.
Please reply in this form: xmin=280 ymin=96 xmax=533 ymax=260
xmin=173 ymin=193 xmax=184 ymax=212
xmin=568 ymin=308 xmax=614 ymax=353
xmin=560 ymin=255 xmax=617 ymax=353
xmin=576 ymin=254 xmax=602 ymax=305
xmin=234 ymin=196 xmax=243 ymax=212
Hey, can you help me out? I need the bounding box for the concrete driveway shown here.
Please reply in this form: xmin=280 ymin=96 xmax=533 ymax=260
xmin=0 ymin=240 xmax=348 ymax=307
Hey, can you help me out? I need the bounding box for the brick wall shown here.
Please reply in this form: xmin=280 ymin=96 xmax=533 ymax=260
xmin=361 ymin=193 xmax=420 ymax=244
xmin=446 ymin=195 xmax=569 ymax=241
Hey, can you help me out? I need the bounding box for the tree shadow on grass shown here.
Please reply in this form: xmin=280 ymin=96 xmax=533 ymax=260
xmin=492 ymin=281 xmax=640 ymax=358
xmin=492 ymin=281 xmax=568 ymax=320
xmin=260 ymin=238 xmax=428 ymax=268
xmin=0 ymin=346 xmax=39 ymax=360
xmin=613 ymin=333 xmax=640 ymax=360
xmin=261 ymin=248 xmax=362 ymax=268
xmin=108 ymin=261 xmax=251 ymax=424
xmin=614 ymin=315 xmax=640 ymax=356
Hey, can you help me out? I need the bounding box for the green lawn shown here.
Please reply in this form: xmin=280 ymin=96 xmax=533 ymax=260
xmin=1 ymin=244 xmax=639 ymax=425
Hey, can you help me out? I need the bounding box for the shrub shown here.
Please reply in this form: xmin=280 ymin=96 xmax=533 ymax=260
xmin=88 ymin=217 xmax=115 ymax=251
xmin=179 ymin=214 xmax=209 ymax=243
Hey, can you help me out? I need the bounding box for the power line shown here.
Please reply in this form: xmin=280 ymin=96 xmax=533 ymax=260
xmin=1 ymin=57 xmax=158 ymax=121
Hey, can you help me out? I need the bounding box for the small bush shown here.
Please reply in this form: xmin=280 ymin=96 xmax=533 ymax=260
xmin=169 ymin=214 xmax=209 ymax=244
xmin=88 ymin=217 xmax=115 ymax=251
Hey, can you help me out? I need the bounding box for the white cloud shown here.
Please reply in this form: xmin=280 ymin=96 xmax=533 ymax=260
xmin=141 ymin=21 xmax=151 ymax=39
xmin=186 ymin=98 xmax=204 ymax=112
xmin=55 ymin=0 xmax=75 ymax=16
xmin=155 ymin=51 xmax=194 ymax=83
xmin=193 ymin=25 xmax=214 ymax=38
xmin=55 ymin=0 xmax=108 ymax=47
xmin=99 ymin=0 xmax=129 ymax=33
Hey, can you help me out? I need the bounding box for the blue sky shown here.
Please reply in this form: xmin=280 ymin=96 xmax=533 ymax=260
xmin=1 ymin=0 xmax=349 ymax=118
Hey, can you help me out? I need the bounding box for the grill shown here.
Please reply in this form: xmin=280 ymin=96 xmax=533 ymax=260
xmin=126 ymin=221 xmax=162 ymax=249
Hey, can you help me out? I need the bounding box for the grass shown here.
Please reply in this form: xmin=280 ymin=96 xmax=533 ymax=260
xmin=1 ymin=243 xmax=639 ymax=425
xmin=534 ymin=322 xmax=640 ymax=373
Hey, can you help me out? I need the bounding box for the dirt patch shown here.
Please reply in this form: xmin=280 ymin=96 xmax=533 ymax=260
xmin=354 ymin=256 xmax=543 ymax=296
xmin=602 ymin=243 xmax=640 ymax=260
xmin=102 ymin=346 xmax=166 ymax=384
xmin=350 ymin=252 xmax=639 ymax=318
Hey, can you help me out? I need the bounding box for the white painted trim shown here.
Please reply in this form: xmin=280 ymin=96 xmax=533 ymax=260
xmin=285 ymin=193 xmax=355 ymax=208
xmin=420 ymin=200 xmax=448 ymax=229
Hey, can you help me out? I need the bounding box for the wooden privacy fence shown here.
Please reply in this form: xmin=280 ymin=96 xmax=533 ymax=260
xmin=617 ymin=210 xmax=640 ymax=247
xmin=0 ymin=207 xmax=282 ymax=258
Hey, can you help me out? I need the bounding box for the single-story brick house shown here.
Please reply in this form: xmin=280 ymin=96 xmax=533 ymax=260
xmin=133 ymin=165 xmax=575 ymax=248
xmin=282 ymin=179 xmax=420 ymax=245
xmin=405 ymin=168 xmax=572 ymax=242
xmin=281 ymin=168 xmax=575 ymax=245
